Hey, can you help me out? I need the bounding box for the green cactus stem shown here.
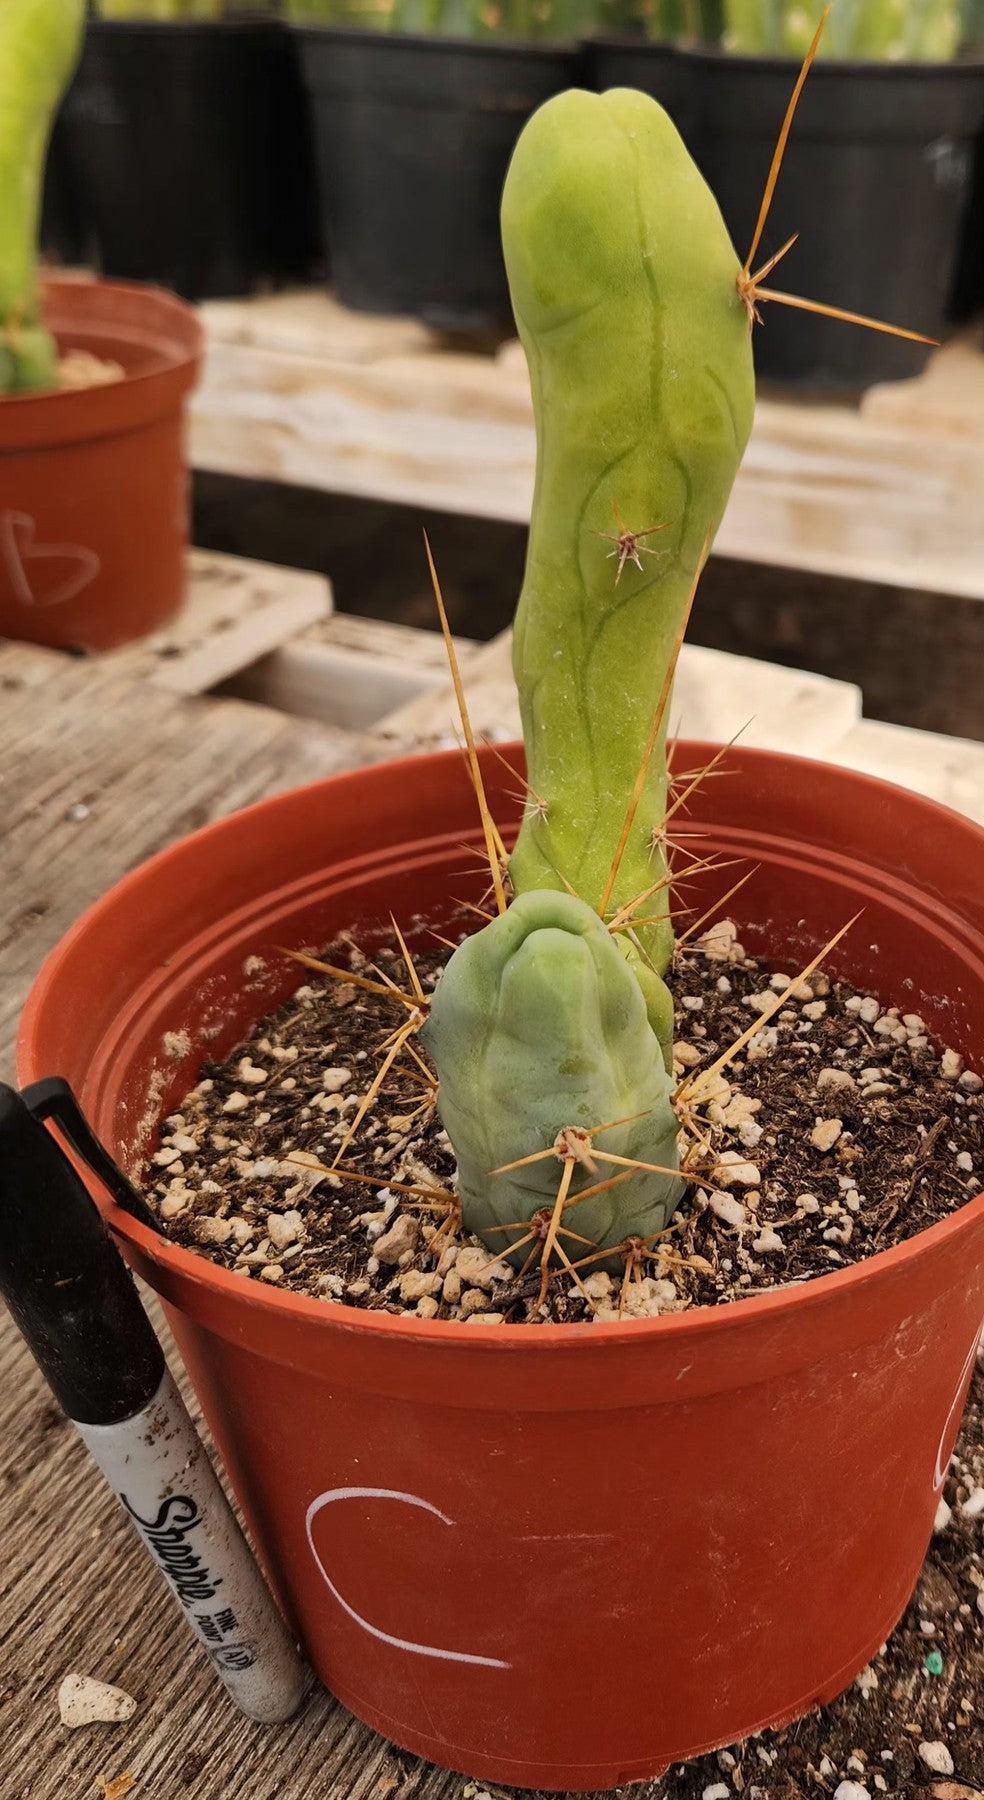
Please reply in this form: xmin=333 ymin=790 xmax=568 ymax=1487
xmin=722 ymin=0 xmax=961 ymax=60
xmin=424 ymin=87 xmax=753 ymax=1262
xmin=502 ymin=88 xmax=754 ymax=1044
xmin=0 ymin=0 xmax=85 ymax=396
xmin=421 ymin=890 xmax=683 ymax=1258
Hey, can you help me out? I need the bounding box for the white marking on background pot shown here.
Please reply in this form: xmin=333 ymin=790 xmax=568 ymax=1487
xmin=933 ymin=1319 xmax=984 ymax=1492
xmin=305 ymin=1486 xmax=510 ymax=1669
xmin=0 ymin=509 xmax=101 ymax=609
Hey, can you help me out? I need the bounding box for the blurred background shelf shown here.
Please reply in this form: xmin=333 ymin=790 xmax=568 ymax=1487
xmin=191 ymin=292 xmax=984 ymax=604
xmin=102 ymin=548 xmax=332 ymax=694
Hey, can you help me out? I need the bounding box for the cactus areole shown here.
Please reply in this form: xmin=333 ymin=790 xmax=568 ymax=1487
xmin=423 ymin=88 xmax=755 ymax=1260
xmin=0 ymin=0 xmax=86 ymax=395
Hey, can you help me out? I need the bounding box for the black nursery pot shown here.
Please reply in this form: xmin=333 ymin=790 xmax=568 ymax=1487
xmin=297 ymin=28 xmax=576 ymax=333
xmin=40 ymin=115 xmax=91 ymax=269
xmin=949 ymin=117 xmax=984 ymax=323
xmin=697 ymin=53 xmax=984 ymax=391
xmin=589 ymin=43 xmax=984 ymax=391
xmin=585 ymin=38 xmax=702 ymax=155
xmin=62 ymin=19 xmax=320 ymax=303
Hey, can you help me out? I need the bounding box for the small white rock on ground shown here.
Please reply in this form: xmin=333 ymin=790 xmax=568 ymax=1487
xmin=918 ymin=1740 xmax=955 ymax=1776
xmin=57 ymin=1673 xmax=137 ymax=1729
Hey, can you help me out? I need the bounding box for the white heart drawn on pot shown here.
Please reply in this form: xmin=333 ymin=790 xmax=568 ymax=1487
xmin=0 ymin=509 xmax=100 ymax=610
xmin=305 ymin=1486 xmax=511 ymax=1668
xmin=933 ymin=1318 xmax=984 ymax=1493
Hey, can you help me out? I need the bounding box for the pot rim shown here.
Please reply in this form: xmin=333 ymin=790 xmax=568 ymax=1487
xmin=293 ymin=21 xmax=579 ymax=58
xmin=19 ymin=741 xmax=984 ymax=1354
xmin=0 ymin=276 xmax=202 ymax=447
xmin=590 ymin=36 xmax=984 ymax=75
xmin=693 ymin=46 xmax=984 ymax=75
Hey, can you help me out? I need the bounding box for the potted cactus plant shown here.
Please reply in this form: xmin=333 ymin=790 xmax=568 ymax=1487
xmin=61 ymin=0 xmax=319 ymax=301
xmin=19 ymin=33 xmax=984 ymax=1791
xmin=0 ymin=0 xmax=201 ymax=651
xmin=288 ymin=0 xmax=586 ymax=329
xmin=589 ymin=0 xmax=984 ymax=389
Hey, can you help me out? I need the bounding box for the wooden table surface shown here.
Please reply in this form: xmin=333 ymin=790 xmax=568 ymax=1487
xmin=2 ymin=559 xmax=983 ymax=1800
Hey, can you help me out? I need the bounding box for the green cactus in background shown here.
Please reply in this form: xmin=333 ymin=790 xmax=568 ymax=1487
xmin=722 ymin=0 xmax=961 ymax=59
xmin=965 ymin=0 xmax=984 ymax=49
xmin=0 ymin=0 xmax=85 ymax=395
xmin=282 ymin=0 xmax=394 ymax=25
xmin=627 ymin=0 xmax=722 ymax=43
xmin=95 ymin=0 xmax=218 ymax=16
xmin=423 ymin=87 xmax=754 ymax=1262
xmin=95 ymin=1 xmax=269 ymax=17
xmin=284 ymin=0 xmax=596 ymax=38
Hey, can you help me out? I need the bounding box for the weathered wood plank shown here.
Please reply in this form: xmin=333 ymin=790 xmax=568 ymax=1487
xmin=827 ymin=717 xmax=984 ymax=827
xmin=192 ymin=294 xmax=984 ymax=602
xmin=863 ymin=330 xmax=984 ymax=441
xmin=376 ymin=626 xmax=863 ymax=758
xmin=0 ymin=644 xmax=374 ymax=1076
xmin=223 ymin=611 xmax=480 ymax=732
xmin=200 ymin=290 xmax=436 ymax=364
xmin=101 ymin=550 xmax=332 ymax=696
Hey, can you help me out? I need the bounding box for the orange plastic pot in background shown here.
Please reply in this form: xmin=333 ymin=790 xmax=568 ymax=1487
xmin=19 ymin=745 xmax=984 ymax=1791
xmin=0 ymin=277 xmax=201 ymax=652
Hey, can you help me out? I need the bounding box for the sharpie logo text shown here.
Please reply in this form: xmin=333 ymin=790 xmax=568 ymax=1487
xmin=121 ymin=1494 xmax=223 ymax=1607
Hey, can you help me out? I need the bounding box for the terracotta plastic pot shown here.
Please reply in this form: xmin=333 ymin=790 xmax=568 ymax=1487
xmin=19 ymin=744 xmax=984 ymax=1791
xmin=0 ymin=277 xmax=201 ymax=653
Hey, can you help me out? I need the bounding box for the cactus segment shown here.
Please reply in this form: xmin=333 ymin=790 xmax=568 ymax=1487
xmin=421 ymin=890 xmax=683 ymax=1258
xmin=0 ymin=0 xmax=86 ymax=395
xmin=501 ymin=89 xmax=754 ymax=1023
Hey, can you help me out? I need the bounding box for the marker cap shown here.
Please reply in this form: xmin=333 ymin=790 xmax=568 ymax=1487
xmin=0 ymin=1086 xmax=165 ymax=1425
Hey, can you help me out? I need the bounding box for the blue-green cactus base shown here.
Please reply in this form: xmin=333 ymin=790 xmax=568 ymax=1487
xmin=422 ymin=890 xmax=684 ymax=1262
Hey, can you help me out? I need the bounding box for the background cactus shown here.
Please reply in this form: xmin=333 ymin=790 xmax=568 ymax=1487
xmin=721 ymin=0 xmax=962 ymax=59
xmin=424 ymin=87 xmax=754 ymax=1259
xmin=624 ymin=0 xmax=723 ymax=44
xmin=283 ymin=0 xmax=597 ymax=37
xmin=966 ymin=0 xmax=984 ymax=47
xmin=0 ymin=0 xmax=85 ymax=396
xmin=94 ymin=2 xmax=269 ymax=16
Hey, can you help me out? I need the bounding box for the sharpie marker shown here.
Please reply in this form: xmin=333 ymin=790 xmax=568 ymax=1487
xmin=0 ymin=1080 xmax=308 ymax=1725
